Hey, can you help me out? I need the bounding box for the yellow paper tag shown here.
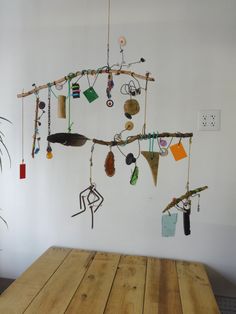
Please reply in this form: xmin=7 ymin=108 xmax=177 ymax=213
xmin=170 ymin=142 xmax=187 ymax=161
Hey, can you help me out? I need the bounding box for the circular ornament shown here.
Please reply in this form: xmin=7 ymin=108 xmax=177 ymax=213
xmin=125 ymin=121 xmax=134 ymax=131
xmin=39 ymin=101 xmax=46 ymax=110
xmin=160 ymin=148 xmax=168 ymax=157
xmin=106 ymin=99 xmax=114 ymax=107
xmin=118 ymin=36 xmax=127 ymax=47
xmin=124 ymin=99 xmax=140 ymax=116
xmin=160 ymin=139 xmax=167 ymax=147
xmin=55 ymin=83 xmax=63 ymax=90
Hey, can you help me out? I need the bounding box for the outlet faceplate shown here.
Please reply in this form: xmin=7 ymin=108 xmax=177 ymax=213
xmin=198 ymin=109 xmax=221 ymax=131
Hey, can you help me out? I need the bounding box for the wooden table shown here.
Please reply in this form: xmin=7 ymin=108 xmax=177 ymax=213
xmin=0 ymin=247 xmax=220 ymax=314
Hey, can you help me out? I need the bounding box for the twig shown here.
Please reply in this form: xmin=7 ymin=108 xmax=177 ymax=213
xmin=93 ymin=132 xmax=193 ymax=147
xmin=17 ymin=70 xmax=155 ymax=98
xmin=162 ymin=186 xmax=208 ymax=213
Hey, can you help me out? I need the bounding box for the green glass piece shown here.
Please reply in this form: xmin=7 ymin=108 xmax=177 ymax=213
xmin=130 ymin=166 xmax=139 ymax=185
xmin=83 ymin=87 xmax=99 ymax=103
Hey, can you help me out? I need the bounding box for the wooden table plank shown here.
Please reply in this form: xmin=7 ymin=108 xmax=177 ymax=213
xmin=0 ymin=247 xmax=71 ymax=314
xmin=0 ymin=247 xmax=220 ymax=314
xmin=144 ymin=258 xmax=183 ymax=314
xmin=65 ymin=252 xmax=120 ymax=314
xmin=24 ymin=249 xmax=95 ymax=314
xmin=104 ymin=255 xmax=147 ymax=314
xmin=177 ymin=261 xmax=220 ymax=314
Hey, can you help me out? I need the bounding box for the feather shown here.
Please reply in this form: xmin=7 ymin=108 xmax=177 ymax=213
xmin=47 ymin=133 xmax=89 ymax=147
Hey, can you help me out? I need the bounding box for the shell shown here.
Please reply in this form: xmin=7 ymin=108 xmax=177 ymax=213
xmin=105 ymin=151 xmax=115 ymax=177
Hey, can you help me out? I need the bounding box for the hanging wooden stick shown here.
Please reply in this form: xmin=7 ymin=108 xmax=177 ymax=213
xmin=162 ymin=186 xmax=208 ymax=213
xmin=47 ymin=132 xmax=193 ymax=147
xmin=20 ymin=90 xmax=26 ymax=178
xmin=17 ymin=70 xmax=155 ymax=99
xmin=92 ymin=132 xmax=193 ymax=147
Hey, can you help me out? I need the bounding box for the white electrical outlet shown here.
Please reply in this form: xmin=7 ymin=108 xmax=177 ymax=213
xmin=198 ymin=109 xmax=221 ymax=131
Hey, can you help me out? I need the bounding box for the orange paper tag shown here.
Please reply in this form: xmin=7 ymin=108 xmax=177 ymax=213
xmin=170 ymin=142 xmax=187 ymax=161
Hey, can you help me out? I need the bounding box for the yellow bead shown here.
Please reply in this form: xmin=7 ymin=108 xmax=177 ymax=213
xmin=46 ymin=151 xmax=53 ymax=159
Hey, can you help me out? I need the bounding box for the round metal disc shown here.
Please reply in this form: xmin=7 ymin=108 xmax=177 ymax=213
xmin=124 ymin=99 xmax=140 ymax=115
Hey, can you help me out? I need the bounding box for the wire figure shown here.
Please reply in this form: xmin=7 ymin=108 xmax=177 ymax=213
xmin=71 ymin=184 xmax=104 ymax=229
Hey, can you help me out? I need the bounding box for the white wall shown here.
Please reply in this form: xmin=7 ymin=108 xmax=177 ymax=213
xmin=0 ymin=0 xmax=236 ymax=296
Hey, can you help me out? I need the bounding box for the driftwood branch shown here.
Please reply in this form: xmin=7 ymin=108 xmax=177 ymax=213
xmin=162 ymin=186 xmax=208 ymax=213
xmin=17 ymin=69 xmax=155 ymax=99
xmin=93 ymin=132 xmax=193 ymax=147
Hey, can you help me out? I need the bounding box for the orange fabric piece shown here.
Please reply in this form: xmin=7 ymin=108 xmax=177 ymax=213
xmin=170 ymin=142 xmax=187 ymax=161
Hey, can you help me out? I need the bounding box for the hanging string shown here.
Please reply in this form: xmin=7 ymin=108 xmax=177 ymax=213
xmin=48 ymin=87 xmax=51 ymax=137
xmin=67 ymin=79 xmax=73 ymax=132
xmin=50 ymin=86 xmax=59 ymax=99
xmin=142 ymin=74 xmax=149 ymax=135
xmin=86 ymin=72 xmax=99 ymax=88
xmin=148 ymin=132 xmax=155 ymax=158
xmin=120 ymin=79 xmax=141 ymax=96
xmin=31 ymin=94 xmax=40 ymax=158
xmin=107 ymin=0 xmax=111 ymax=68
xmin=186 ymin=137 xmax=192 ymax=193
xmin=116 ymin=136 xmax=141 ymax=160
xmin=21 ymin=89 xmax=25 ymax=163
xmin=46 ymin=86 xmax=53 ymax=159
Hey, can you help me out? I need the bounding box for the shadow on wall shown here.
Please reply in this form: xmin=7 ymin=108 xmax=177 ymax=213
xmin=207 ymin=266 xmax=236 ymax=298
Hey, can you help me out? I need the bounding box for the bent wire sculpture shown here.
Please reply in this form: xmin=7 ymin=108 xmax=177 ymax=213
xmin=71 ymin=184 xmax=104 ymax=229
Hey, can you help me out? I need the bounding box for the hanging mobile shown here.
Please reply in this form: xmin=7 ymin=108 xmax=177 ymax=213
xmin=46 ymin=86 xmax=53 ymax=159
xmin=20 ymin=90 xmax=26 ymax=179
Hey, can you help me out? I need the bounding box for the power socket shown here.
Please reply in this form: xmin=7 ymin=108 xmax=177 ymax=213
xmin=198 ymin=110 xmax=221 ymax=131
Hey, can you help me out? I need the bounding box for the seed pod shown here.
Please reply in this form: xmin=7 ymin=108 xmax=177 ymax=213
xmin=105 ymin=151 xmax=115 ymax=177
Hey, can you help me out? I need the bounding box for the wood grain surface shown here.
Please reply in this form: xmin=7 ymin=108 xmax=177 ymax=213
xmin=0 ymin=247 xmax=220 ymax=314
